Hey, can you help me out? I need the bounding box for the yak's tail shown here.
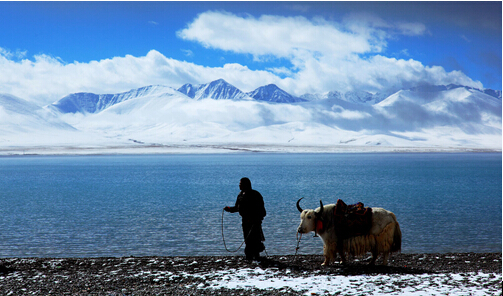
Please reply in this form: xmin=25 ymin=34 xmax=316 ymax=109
xmin=390 ymin=221 xmax=402 ymax=253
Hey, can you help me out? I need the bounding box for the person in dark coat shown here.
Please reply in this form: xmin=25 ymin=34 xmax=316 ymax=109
xmin=224 ymin=177 xmax=266 ymax=260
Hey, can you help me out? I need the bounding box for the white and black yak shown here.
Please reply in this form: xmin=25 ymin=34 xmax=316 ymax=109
xmin=297 ymin=198 xmax=401 ymax=266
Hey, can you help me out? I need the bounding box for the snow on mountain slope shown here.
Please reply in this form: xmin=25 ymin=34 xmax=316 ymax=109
xmin=247 ymin=84 xmax=305 ymax=103
xmin=177 ymin=79 xmax=251 ymax=101
xmin=376 ymin=86 xmax=501 ymax=122
xmin=0 ymin=93 xmax=74 ymax=134
xmin=300 ymin=91 xmax=343 ymax=101
xmin=343 ymin=91 xmax=379 ymax=104
xmin=51 ymin=85 xmax=174 ymax=114
xmin=72 ymin=88 xmax=313 ymax=144
xmin=0 ymin=82 xmax=501 ymax=153
xmin=301 ymin=90 xmax=388 ymax=104
xmin=0 ymin=93 xmax=85 ymax=148
xmin=67 ymin=87 xmax=190 ymax=130
xmin=1 ymin=93 xmax=41 ymax=115
xmin=215 ymin=121 xmax=410 ymax=146
xmin=65 ymin=82 xmax=501 ymax=149
xmin=372 ymin=86 xmax=502 ymax=145
xmin=483 ymin=88 xmax=502 ymax=100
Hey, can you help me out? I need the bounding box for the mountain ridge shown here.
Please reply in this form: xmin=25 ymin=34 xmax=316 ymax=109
xmin=0 ymin=80 xmax=501 ymax=151
xmin=50 ymin=85 xmax=173 ymax=114
xmin=177 ymin=78 xmax=251 ymax=101
xmin=247 ymin=84 xmax=306 ymax=103
xmin=49 ymin=79 xmax=502 ymax=115
xmin=0 ymin=93 xmax=75 ymax=134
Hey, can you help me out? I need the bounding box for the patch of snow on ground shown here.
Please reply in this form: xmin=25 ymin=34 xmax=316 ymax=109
xmin=188 ymin=268 xmax=501 ymax=295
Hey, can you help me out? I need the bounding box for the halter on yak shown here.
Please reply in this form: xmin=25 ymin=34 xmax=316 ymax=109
xmin=296 ymin=197 xmax=325 ymax=237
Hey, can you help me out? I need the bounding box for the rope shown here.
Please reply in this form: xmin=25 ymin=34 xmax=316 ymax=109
xmin=221 ymin=209 xmax=246 ymax=252
xmin=221 ymin=209 xmax=268 ymax=258
xmin=293 ymin=232 xmax=302 ymax=262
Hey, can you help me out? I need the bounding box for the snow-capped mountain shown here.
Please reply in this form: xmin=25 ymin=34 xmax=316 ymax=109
xmin=177 ymin=79 xmax=251 ymax=101
xmin=343 ymin=91 xmax=375 ymax=104
xmin=247 ymin=84 xmax=305 ymax=103
xmin=483 ymin=89 xmax=502 ymax=100
xmin=302 ymin=84 xmax=501 ymax=105
xmin=1 ymin=93 xmax=43 ymax=116
xmin=374 ymin=86 xmax=502 ymax=136
xmin=410 ymin=83 xmax=502 ymax=100
xmin=51 ymin=85 xmax=173 ymax=114
xmin=300 ymin=91 xmax=343 ymax=101
xmin=344 ymin=91 xmax=391 ymax=104
xmin=50 ymin=79 xmax=503 ymax=117
xmin=0 ymin=81 xmax=501 ymax=153
xmin=0 ymin=93 xmax=74 ymax=136
xmin=301 ymin=90 xmax=389 ymax=104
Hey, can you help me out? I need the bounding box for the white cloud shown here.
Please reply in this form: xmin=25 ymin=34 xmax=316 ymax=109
xmin=0 ymin=11 xmax=484 ymax=106
xmin=177 ymin=11 xmax=482 ymax=95
xmin=340 ymin=56 xmax=484 ymax=92
xmin=0 ymin=48 xmax=27 ymax=60
xmin=181 ymin=49 xmax=193 ymax=57
xmin=177 ymin=11 xmax=373 ymax=60
xmin=329 ymin=105 xmax=371 ymax=120
xmin=0 ymin=48 xmax=278 ymax=105
xmin=395 ymin=22 xmax=428 ymax=36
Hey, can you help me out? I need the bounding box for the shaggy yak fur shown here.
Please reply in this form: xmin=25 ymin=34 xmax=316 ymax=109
xmin=297 ymin=199 xmax=402 ymax=266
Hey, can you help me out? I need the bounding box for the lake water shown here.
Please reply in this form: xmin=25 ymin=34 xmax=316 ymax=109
xmin=0 ymin=153 xmax=500 ymax=258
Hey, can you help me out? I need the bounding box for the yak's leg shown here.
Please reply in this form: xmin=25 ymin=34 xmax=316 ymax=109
xmin=369 ymin=249 xmax=378 ymax=265
xmin=322 ymin=242 xmax=336 ymax=266
xmin=382 ymin=252 xmax=389 ymax=266
xmin=322 ymin=244 xmax=329 ymax=266
xmin=322 ymin=257 xmax=331 ymax=266
xmin=338 ymin=250 xmax=346 ymax=264
xmin=336 ymin=243 xmax=346 ymax=264
xmin=322 ymin=257 xmax=329 ymax=266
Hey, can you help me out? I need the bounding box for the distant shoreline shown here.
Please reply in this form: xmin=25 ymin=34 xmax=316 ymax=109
xmin=0 ymin=144 xmax=501 ymax=156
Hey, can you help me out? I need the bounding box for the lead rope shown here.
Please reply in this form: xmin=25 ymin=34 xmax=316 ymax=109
xmin=221 ymin=209 xmax=246 ymax=252
xmin=293 ymin=232 xmax=302 ymax=262
xmin=221 ymin=209 xmax=269 ymax=258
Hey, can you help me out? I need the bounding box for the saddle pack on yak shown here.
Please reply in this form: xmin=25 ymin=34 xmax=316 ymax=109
xmin=333 ymin=199 xmax=372 ymax=239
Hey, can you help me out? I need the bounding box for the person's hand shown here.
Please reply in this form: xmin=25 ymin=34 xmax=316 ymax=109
xmin=224 ymin=206 xmax=231 ymax=212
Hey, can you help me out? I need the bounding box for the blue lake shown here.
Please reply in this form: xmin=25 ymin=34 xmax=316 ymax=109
xmin=0 ymin=153 xmax=501 ymax=258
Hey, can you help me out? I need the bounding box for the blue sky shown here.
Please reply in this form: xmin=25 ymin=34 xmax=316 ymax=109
xmin=0 ymin=1 xmax=501 ymax=105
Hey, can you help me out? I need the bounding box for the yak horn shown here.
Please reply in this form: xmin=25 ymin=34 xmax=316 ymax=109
xmin=316 ymin=200 xmax=324 ymax=217
xmin=296 ymin=197 xmax=304 ymax=213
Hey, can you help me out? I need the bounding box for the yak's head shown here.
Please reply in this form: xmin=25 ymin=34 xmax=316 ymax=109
xmin=296 ymin=198 xmax=324 ymax=234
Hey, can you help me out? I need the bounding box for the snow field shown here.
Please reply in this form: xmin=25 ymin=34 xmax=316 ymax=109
xmin=190 ymin=267 xmax=501 ymax=295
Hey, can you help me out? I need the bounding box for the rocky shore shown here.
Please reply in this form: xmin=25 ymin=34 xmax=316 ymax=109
xmin=1 ymin=253 xmax=501 ymax=295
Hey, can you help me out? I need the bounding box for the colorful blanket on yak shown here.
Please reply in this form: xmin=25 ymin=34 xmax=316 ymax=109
xmin=333 ymin=199 xmax=372 ymax=239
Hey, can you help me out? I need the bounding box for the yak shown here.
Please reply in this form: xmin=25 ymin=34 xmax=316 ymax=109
xmin=297 ymin=198 xmax=401 ymax=266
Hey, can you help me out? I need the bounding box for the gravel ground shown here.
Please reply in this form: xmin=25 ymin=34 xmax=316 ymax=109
xmin=0 ymin=253 xmax=501 ymax=295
